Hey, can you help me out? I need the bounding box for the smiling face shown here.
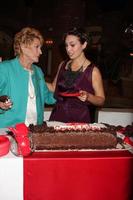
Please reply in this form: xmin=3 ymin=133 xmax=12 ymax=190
xmin=65 ymin=35 xmax=87 ymax=60
xmin=20 ymin=38 xmax=42 ymax=63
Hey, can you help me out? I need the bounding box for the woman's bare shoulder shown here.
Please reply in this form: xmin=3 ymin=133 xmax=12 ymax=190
xmin=93 ymin=65 xmax=101 ymax=74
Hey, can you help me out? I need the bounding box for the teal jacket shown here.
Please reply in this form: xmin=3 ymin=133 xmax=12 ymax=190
xmin=0 ymin=57 xmax=55 ymax=128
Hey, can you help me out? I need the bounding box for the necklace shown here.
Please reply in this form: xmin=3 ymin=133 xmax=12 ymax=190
xmin=28 ymin=72 xmax=35 ymax=99
xmin=64 ymin=59 xmax=86 ymax=87
xmin=69 ymin=58 xmax=86 ymax=72
xmin=82 ymin=58 xmax=87 ymax=67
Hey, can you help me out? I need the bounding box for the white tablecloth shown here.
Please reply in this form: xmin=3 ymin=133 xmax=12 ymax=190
xmin=0 ymin=151 xmax=23 ymax=200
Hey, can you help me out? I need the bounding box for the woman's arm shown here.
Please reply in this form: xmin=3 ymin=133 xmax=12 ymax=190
xmin=46 ymin=61 xmax=64 ymax=92
xmin=78 ymin=67 xmax=105 ymax=106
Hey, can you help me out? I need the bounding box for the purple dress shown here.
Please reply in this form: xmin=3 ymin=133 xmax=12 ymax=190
xmin=49 ymin=61 xmax=95 ymax=123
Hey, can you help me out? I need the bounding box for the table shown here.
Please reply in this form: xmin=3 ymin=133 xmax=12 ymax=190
xmin=97 ymin=108 xmax=133 ymax=126
xmin=24 ymin=150 xmax=133 ymax=200
xmin=44 ymin=107 xmax=133 ymax=126
xmin=0 ymin=151 xmax=23 ymax=200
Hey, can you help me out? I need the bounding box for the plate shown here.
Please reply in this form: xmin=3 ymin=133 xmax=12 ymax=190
xmin=35 ymin=147 xmax=126 ymax=152
xmin=59 ymin=92 xmax=80 ymax=97
xmin=0 ymin=128 xmax=9 ymax=135
xmin=46 ymin=121 xmax=66 ymax=127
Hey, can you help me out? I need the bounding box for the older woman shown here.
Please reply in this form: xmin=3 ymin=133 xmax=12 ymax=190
xmin=0 ymin=27 xmax=55 ymax=128
xmin=47 ymin=27 xmax=105 ymax=123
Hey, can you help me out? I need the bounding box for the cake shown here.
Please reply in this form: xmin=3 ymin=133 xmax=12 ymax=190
xmin=0 ymin=95 xmax=9 ymax=103
xmin=29 ymin=122 xmax=118 ymax=150
xmin=0 ymin=95 xmax=12 ymax=107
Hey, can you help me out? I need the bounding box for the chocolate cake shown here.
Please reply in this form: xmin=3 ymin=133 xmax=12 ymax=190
xmin=29 ymin=122 xmax=118 ymax=150
xmin=0 ymin=95 xmax=9 ymax=103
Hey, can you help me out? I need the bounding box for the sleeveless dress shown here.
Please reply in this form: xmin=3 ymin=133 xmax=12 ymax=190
xmin=49 ymin=61 xmax=95 ymax=123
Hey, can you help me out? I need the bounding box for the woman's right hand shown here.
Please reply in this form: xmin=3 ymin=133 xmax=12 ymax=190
xmin=0 ymin=100 xmax=13 ymax=110
xmin=0 ymin=96 xmax=13 ymax=110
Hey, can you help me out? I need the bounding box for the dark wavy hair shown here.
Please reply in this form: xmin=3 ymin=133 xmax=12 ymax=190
xmin=63 ymin=27 xmax=89 ymax=45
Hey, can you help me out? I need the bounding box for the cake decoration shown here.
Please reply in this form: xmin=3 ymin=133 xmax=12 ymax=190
xmin=116 ymin=125 xmax=133 ymax=153
xmin=8 ymin=123 xmax=32 ymax=156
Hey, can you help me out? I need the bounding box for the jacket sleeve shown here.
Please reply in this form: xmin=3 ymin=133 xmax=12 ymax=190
xmin=43 ymin=78 xmax=56 ymax=105
xmin=36 ymin=66 xmax=56 ymax=105
xmin=0 ymin=62 xmax=9 ymax=113
xmin=0 ymin=63 xmax=8 ymax=95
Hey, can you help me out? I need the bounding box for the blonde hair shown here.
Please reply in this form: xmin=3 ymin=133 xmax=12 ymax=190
xmin=14 ymin=27 xmax=44 ymax=56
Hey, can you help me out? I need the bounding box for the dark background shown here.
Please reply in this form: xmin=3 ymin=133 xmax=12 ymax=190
xmin=0 ymin=0 xmax=133 ymax=107
xmin=0 ymin=0 xmax=132 ymax=66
